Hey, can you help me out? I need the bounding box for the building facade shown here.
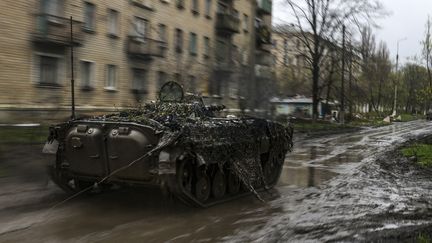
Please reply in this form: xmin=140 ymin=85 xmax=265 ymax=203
xmin=0 ymin=0 xmax=274 ymax=122
xmin=272 ymin=29 xmax=344 ymax=97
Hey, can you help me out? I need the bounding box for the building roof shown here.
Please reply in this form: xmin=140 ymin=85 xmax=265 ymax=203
xmin=270 ymin=96 xmax=313 ymax=104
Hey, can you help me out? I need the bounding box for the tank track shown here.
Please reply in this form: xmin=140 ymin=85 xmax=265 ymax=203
xmin=165 ymin=151 xmax=286 ymax=208
xmin=49 ymin=150 xmax=286 ymax=208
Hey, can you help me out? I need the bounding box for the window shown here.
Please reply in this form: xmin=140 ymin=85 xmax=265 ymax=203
xmin=215 ymin=39 xmax=226 ymax=62
xmin=284 ymin=39 xmax=289 ymax=65
xmin=255 ymin=17 xmax=262 ymax=28
xmin=80 ymin=61 xmax=94 ymax=88
xmin=217 ymin=2 xmax=228 ymax=13
xmin=228 ymin=80 xmax=237 ymax=97
xmin=132 ymin=68 xmax=147 ymax=92
xmin=211 ymin=79 xmax=222 ymax=96
xmin=189 ymin=32 xmax=197 ymax=55
xmin=187 ymin=75 xmax=196 ymax=93
xmin=157 ymin=71 xmax=168 ymax=88
xmin=158 ymin=24 xmax=167 ymax=42
xmin=107 ymin=9 xmax=119 ymax=36
xmin=39 ymin=55 xmax=59 ymax=85
xmin=243 ymin=14 xmax=249 ymax=32
xmin=106 ymin=64 xmax=117 ymax=89
xmin=191 ymin=0 xmax=199 ymax=13
xmin=284 ymin=54 xmax=289 ymax=65
xmin=205 ymin=0 xmax=211 ymax=16
xmin=83 ymin=2 xmax=95 ymax=31
xmin=295 ymin=55 xmax=302 ymax=67
xmin=233 ymin=9 xmax=239 ymax=18
xmin=42 ymin=0 xmax=63 ymax=16
xmin=232 ymin=44 xmax=239 ymax=63
xmin=203 ymin=36 xmax=210 ymax=58
xmin=133 ymin=17 xmax=148 ymax=38
xmin=176 ymin=0 xmax=184 ymax=9
xmin=241 ymin=52 xmax=248 ymax=65
xmin=174 ymin=28 xmax=183 ymax=53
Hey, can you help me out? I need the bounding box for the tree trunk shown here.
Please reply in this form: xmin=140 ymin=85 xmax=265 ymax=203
xmin=312 ymin=61 xmax=320 ymax=121
xmin=427 ymin=62 xmax=432 ymax=88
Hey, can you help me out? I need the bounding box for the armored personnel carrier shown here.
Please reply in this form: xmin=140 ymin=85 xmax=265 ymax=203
xmin=44 ymin=82 xmax=293 ymax=207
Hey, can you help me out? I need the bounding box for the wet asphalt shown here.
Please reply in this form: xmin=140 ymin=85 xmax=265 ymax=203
xmin=1 ymin=120 xmax=432 ymax=242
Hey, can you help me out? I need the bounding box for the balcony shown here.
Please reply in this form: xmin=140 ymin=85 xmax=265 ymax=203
xmin=256 ymin=52 xmax=274 ymax=66
xmin=216 ymin=13 xmax=240 ymax=35
xmin=214 ymin=61 xmax=236 ymax=73
xmin=255 ymin=65 xmax=274 ymax=79
xmin=32 ymin=14 xmax=83 ymax=46
xmin=127 ymin=36 xmax=167 ymax=60
xmin=257 ymin=0 xmax=272 ymax=15
xmin=256 ymin=25 xmax=271 ymax=43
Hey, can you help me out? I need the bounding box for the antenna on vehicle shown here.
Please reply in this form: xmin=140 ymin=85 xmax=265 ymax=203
xmin=70 ymin=16 xmax=76 ymax=119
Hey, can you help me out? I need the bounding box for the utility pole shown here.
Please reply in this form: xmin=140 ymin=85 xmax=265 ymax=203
xmin=340 ymin=25 xmax=346 ymax=125
xmin=392 ymin=37 xmax=407 ymax=117
xmin=70 ymin=16 xmax=75 ymax=119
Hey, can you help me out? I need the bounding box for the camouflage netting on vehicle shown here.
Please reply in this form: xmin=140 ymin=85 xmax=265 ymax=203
xmin=92 ymin=101 xmax=293 ymax=196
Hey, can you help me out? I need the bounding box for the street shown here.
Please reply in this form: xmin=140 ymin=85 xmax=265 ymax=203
xmin=1 ymin=120 xmax=432 ymax=242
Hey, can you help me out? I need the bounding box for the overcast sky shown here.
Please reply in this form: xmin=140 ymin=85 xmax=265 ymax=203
xmin=273 ymin=0 xmax=432 ymax=64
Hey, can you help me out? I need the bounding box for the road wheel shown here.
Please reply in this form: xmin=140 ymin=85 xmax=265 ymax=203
xmin=73 ymin=179 xmax=95 ymax=192
xmin=227 ymin=171 xmax=240 ymax=194
xmin=177 ymin=160 xmax=193 ymax=194
xmin=212 ymin=170 xmax=226 ymax=199
xmin=195 ymin=172 xmax=211 ymax=203
xmin=97 ymin=183 xmax=114 ymax=192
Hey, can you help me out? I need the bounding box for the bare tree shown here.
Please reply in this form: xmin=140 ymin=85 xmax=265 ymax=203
xmin=281 ymin=0 xmax=385 ymax=120
xmin=422 ymin=16 xmax=432 ymax=88
xmin=371 ymin=42 xmax=391 ymax=113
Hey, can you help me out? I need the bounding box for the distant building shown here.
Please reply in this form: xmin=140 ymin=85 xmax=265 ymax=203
xmin=270 ymin=26 xmax=361 ymax=117
xmin=271 ymin=28 xmax=341 ymax=97
xmin=270 ymin=96 xmax=323 ymax=118
xmin=0 ymin=0 xmax=274 ymax=122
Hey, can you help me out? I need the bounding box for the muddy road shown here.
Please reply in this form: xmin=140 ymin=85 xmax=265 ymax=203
xmin=1 ymin=120 xmax=432 ymax=242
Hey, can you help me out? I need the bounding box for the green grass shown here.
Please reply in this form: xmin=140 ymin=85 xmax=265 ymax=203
xmin=402 ymin=143 xmax=432 ymax=167
xmin=399 ymin=113 xmax=425 ymax=122
xmin=418 ymin=233 xmax=432 ymax=243
xmin=0 ymin=125 xmax=50 ymax=144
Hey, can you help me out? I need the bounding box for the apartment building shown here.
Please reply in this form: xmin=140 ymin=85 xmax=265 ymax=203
xmin=0 ymin=0 xmax=274 ymax=122
xmin=272 ymin=30 xmax=311 ymax=80
xmin=253 ymin=0 xmax=274 ymax=108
